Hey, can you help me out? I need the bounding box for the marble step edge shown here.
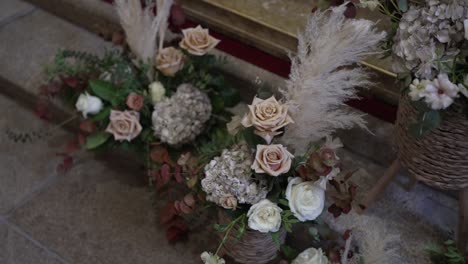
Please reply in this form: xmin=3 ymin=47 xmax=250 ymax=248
xmin=10 ymin=0 xmax=395 ymax=167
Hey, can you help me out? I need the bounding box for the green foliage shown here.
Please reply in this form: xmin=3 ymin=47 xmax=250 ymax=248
xmin=85 ymin=132 xmax=111 ymax=150
xmin=281 ymin=210 xmax=300 ymax=233
xmin=213 ymin=214 xmax=247 ymax=255
xmin=196 ymin=128 xmax=240 ymax=164
xmin=281 ymin=245 xmax=300 ymax=261
xmin=89 ymin=80 xmax=121 ymax=106
xmin=409 ymin=110 xmax=441 ymax=138
xmin=427 ymin=240 xmax=465 ymax=264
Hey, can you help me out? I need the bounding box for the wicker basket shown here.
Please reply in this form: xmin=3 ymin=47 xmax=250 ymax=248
xmin=218 ymin=211 xmax=286 ymax=264
xmin=395 ymin=95 xmax=468 ymax=190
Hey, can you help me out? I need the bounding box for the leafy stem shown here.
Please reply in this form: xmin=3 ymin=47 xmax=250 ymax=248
xmin=214 ymin=214 xmax=246 ymax=256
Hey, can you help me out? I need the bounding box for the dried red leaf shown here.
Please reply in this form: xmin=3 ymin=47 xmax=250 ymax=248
xmin=342 ymin=229 xmax=352 ymax=240
xmin=160 ymin=201 xmax=177 ymax=225
xmin=78 ymin=133 xmax=86 ymax=145
xmin=341 ymin=205 xmax=352 ymax=214
xmin=79 ymin=120 xmax=97 ymax=134
xmin=153 ymin=165 xmax=172 ymax=190
xmin=34 ymin=99 xmax=51 ymax=120
xmin=60 ymin=76 xmax=79 ymax=88
xmin=174 ymin=165 xmax=183 ymax=183
xmin=150 ymin=146 xmax=174 ymax=165
xmin=344 ymin=3 xmax=357 ymax=18
xmin=165 ymin=217 xmax=188 ymax=243
xmin=56 ymin=154 xmax=73 ymax=173
xmin=328 ymin=204 xmax=342 ymax=218
xmin=65 ymin=138 xmax=80 ymax=154
xmin=48 ymin=81 xmax=62 ymax=95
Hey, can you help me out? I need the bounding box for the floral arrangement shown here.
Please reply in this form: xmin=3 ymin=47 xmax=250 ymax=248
xmin=32 ymin=0 xmax=240 ymax=170
xmin=151 ymin=4 xmax=386 ymax=264
xmin=360 ymin=0 xmax=468 ymax=137
xmin=27 ymin=1 xmax=395 ymax=263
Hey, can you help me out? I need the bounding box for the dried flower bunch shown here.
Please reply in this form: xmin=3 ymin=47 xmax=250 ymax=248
xmin=201 ymin=142 xmax=268 ymax=208
xmin=152 ymin=83 xmax=212 ymax=145
xmin=361 ymin=0 xmax=468 ymax=137
xmin=34 ymin=1 xmax=388 ymax=263
xmin=35 ymin=0 xmax=240 ymax=175
xmin=194 ymin=5 xmax=384 ymax=263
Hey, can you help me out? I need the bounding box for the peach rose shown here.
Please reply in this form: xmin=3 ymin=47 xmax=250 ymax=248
xmin=126 ymin=92 xmax=144 ymax=111
xmin=219 ymin=195 xmax=238 ymax=210
xmin=179 ymin=25 xmax=220 ymax=56
xmin=252 ymin=144 xmax=294 ymax=177
xmin=156 ymin=47 xmax=185 ymax=77
xmin=241 ymin=96 xmax=294 ymax=143
xmin=106 ymin=110 xmax=142 ymax=142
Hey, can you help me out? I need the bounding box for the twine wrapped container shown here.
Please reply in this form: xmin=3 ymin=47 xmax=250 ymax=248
xmin=218 ymin=211 xmax=286 ymax=264
xmin=395 ymin=95 xmax=468 ymax=190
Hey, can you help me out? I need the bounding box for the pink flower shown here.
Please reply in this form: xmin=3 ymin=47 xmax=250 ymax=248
xmin=106 ymin=110 xmax=142 ymax=142
xmin=252 ymin=144 xmax=294 ymax=176
xmin=126 ymin=92 xmax=144 ymax=111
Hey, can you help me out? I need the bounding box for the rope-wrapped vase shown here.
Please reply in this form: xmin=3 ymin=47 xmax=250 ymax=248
xmin=218 ymin=211 xmax=286 ymax=264
xmin=395 ymin=95 xmax=468 ymax=190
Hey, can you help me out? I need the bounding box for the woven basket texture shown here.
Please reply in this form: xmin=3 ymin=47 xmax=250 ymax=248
xmin=218 ymin=211 xmax=286 ymax=264
xmin=395 ymin=95 xmax=468 ymax=190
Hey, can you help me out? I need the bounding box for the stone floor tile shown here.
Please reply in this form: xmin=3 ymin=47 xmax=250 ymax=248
xmin=0 ymin=220 xmax=66 ymax=264
xmin=0 ymin=0 xmax=34 ymax=26
xmin=9 ymin=155 xmax=208 ymax=264
xmin=0 ymin=9 xmax=111 ymax=95
xmin=0 ymin=93 xmax=68 ymax=215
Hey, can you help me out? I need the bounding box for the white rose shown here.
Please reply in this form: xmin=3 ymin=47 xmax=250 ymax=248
xmin=148 ymin=82 xmax=166 ymax=104
xmin=292 ymin=248 xmax=329 ymax=264
xmin=286 ymin=177 xmax=325 ymax=222
xmin=200 ymin=252 xmax=225 ymax=264
xmin=247 ymin=199 xmax=282 ymax=233
xmin=75 ymin=92 xmax=103 ymax=118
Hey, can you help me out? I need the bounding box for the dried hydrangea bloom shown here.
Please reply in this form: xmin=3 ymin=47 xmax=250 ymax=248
xmin=152 ymin=83 xmax=211 ymax=145
xmin=392 ymin=0 xmax=468 ymax=79
xmin=201 ymin=143 xmax=268 ymax=208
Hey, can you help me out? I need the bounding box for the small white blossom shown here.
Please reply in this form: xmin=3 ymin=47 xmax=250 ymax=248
xmin=408 ymin=79 xmax=430 ymax=101
xmin=75 ymin=92 xmax=103 ymax=118
xmin=359 ymin=0 xmax=380 ymax=11
xmin=423 ymin=74 xmax=459 ymax=110
xmin=200 ymin=252 xmax=225 ymax=264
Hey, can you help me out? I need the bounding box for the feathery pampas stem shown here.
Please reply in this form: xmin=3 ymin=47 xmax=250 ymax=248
xmin=280 ymin=4 xmax=386 ymax=153
xmin=114 ymin=0 xmax=173 ymax=63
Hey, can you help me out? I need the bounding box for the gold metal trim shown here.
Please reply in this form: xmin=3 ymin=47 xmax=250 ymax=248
xmin=193 ymin=0 xmax=397 ymax=78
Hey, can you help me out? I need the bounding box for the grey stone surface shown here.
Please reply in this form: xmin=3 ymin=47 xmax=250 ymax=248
xmin=9 ymin=155 xmax=206 ymax=264
xmin=0 ymin=93 xmax=68 ymax=215
xmin=0 ymin=0 xmax=34 ymax=26
xmin=0 ymin=220 xmax=65 ymax=264
xmin=0 ymin=9 xmax=111 ymax=95
xmin=326 ymin=149 xmax=455 ymax=263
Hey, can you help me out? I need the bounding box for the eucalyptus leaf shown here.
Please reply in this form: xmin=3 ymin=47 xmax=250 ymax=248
xmin=219 ymin=86 xmax=241 ymax=107
xmin=91 ymin=107 xmax=111 ymax=122
xmin=399 ymin=0 xmax=408 ymax=12
xmin=409 ymin=110 xmax=441 ymax=138
xmin=85 ymin=132 xmax=111 ymax=150
xmin=89 ymin=80 xmax=119 ymax=105
xmin=270 ymin=231 xmax=280 ymax=247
